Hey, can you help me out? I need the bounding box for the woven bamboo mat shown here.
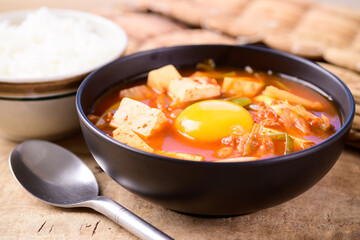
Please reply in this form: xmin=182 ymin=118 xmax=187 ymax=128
xmin=90 ymin=0 xmax=360 ymax=148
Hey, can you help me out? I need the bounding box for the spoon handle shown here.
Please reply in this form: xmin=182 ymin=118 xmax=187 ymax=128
xmin=84 ymin=196 xmax=173 ymax=240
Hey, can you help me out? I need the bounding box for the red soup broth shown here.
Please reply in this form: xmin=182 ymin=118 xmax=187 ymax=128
xmin=88 ymin=67 xmax=341 ymax=161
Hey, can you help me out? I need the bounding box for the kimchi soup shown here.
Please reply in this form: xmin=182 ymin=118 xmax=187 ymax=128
xmin=88 ymin=61 xmax=341 ymax=162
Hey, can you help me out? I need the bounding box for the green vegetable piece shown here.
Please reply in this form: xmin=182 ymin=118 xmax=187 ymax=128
xmin=196 ymin=59 xmax=215 ymax=71
xmin=275 ymin=80 xmax=289 ymax=90
xmin=284 ymin=134 xmax=294 ymax=154
xmin=266 ymin=132 xmax=294 ymax=155
xmin=230 ymin=97 xmax=252 ymax=107
xmin=267 ymin=133 xmax=286 ymax=141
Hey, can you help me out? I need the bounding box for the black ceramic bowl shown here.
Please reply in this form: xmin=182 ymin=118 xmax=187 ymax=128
xmin=76 ymin=45 xmax=355 ymax=216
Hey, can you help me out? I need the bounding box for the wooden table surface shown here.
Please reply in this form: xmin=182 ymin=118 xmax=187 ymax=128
xmin=0 ymin=1 xmax=359 ymax=239
xmin=1 ymin=132 xmax=359 ymax=240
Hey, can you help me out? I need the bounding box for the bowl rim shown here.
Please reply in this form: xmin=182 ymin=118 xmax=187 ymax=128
xmin=76 ymin=44 xmax=355 ymax=166
xmin=0 ymin=8 xmax=128 ymax=84
xmin=0 ymin=89 xmax=77 ymax=101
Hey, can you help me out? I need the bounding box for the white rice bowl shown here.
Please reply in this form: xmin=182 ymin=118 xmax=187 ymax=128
xmin=0 ymin=7 xmax=127 ymax=83
xmin=0 ymin=8 xmax=127 ymax=141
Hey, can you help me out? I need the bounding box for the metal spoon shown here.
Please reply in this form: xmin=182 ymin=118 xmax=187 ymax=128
xmin=9 ymin=140 xmax=172 ymax=240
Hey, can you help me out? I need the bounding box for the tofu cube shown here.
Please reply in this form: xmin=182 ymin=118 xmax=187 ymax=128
xmin=168 ymin=77 xmax=220 ymax=103
xmin=110 ymin=97 xmax=168 ymax=138
xmin=113 ymin=125 xmax=153 ymax=152
xmin=147 ymin=64 xmax=182 ymax=93
xmin=222 ymin=77 xmax=264 ymax=97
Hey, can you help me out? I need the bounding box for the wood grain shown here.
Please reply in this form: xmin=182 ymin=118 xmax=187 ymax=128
xmin=0 ymin=133 xmax=359 ymax=239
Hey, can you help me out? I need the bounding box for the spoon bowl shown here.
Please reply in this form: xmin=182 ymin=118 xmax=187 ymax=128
xmin=9 ymin=140 xmax=172 ymax=240
xmin=10 ymin=140 xmax=98 ymax=206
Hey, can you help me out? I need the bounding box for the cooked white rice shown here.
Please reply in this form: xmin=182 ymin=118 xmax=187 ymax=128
xmin=0 ymin=7 xmax=119 ymax=80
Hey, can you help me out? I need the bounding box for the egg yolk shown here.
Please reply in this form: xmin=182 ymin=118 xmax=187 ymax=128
xmin=175 ymin=100 xmax=254 ymax=142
